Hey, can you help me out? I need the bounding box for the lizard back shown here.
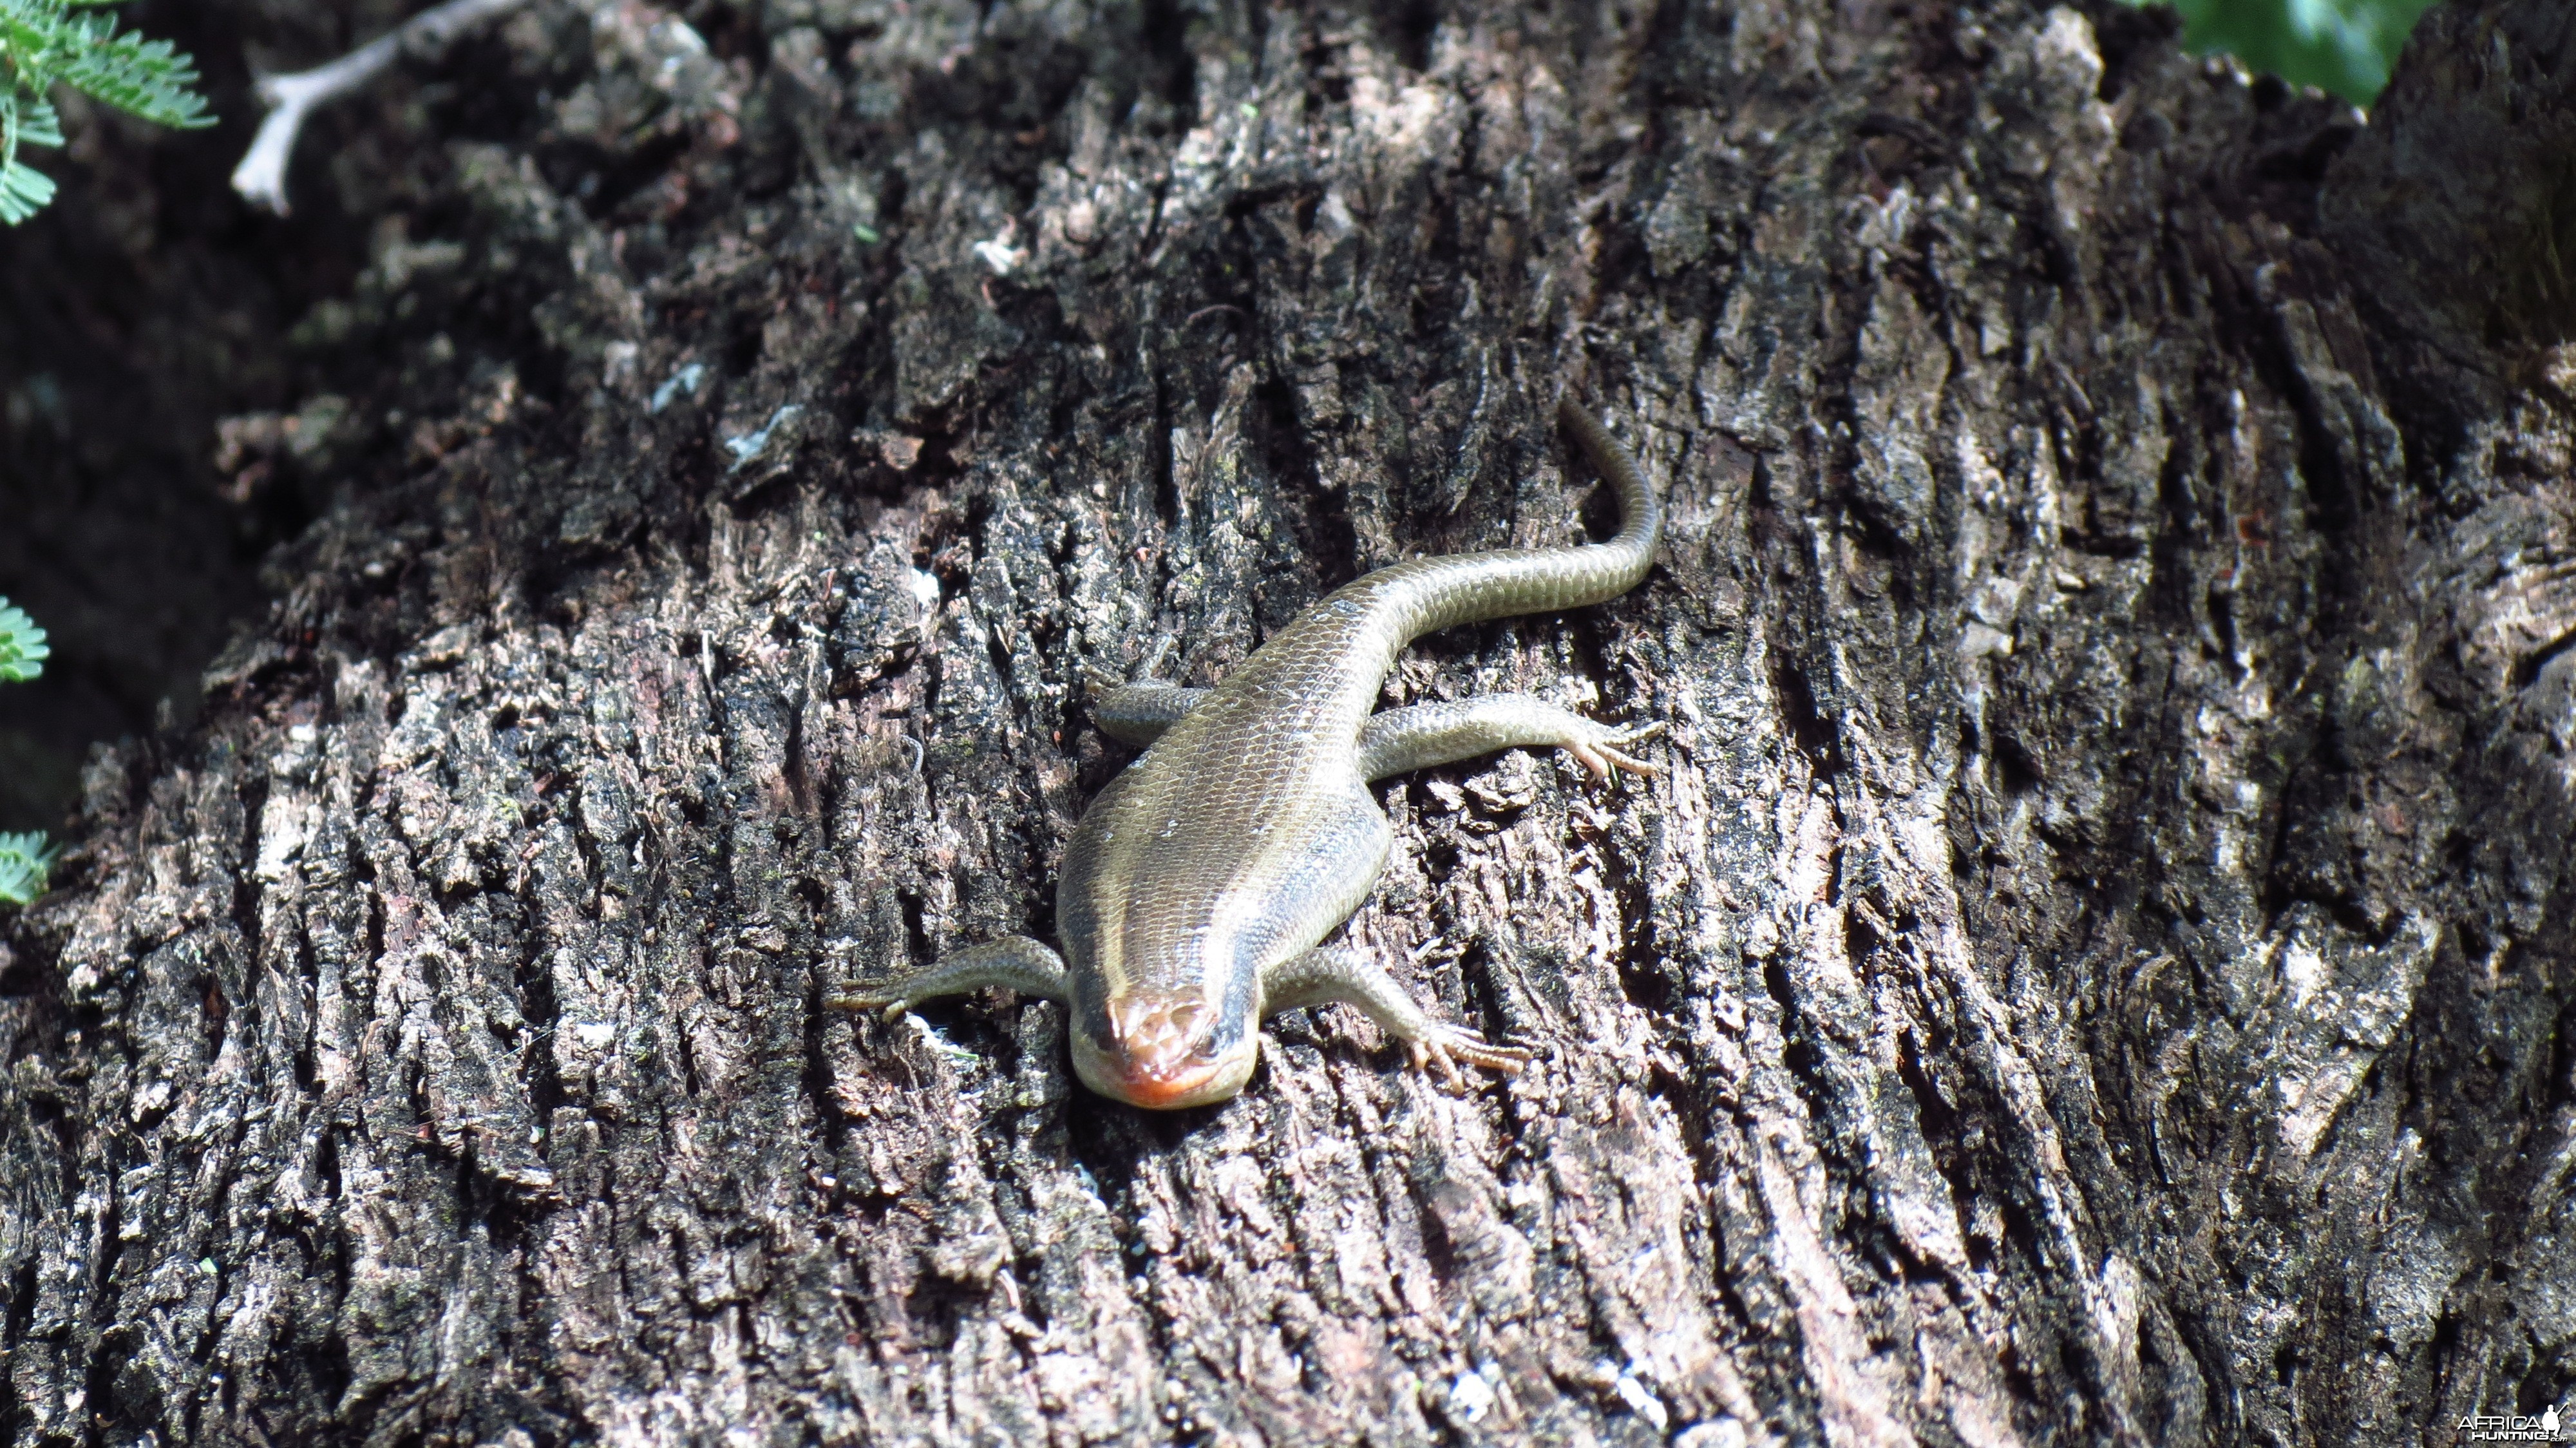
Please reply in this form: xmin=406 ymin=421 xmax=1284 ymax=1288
xmin=1059 ymin=401 xmax=1662 ymax=1030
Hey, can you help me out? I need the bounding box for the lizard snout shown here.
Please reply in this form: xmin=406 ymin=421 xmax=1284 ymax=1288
xmin=1077 ymin=991 xmax=1253 ymax=1108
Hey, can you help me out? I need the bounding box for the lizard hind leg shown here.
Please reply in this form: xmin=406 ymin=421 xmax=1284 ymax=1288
xmin=828 ymin=935 xmax=1070 ymax=1020
xmin=1357 ymin=696 xmax=1664 ymax=784
xmin=1084 ymin=668 xmax=1213 ymax=748
xmin=1260 ymin=945 xmax=1533 ymax=1090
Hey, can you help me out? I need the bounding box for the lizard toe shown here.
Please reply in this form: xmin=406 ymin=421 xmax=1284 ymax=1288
xmin=1410 ymin=1027 xmax=1531 ymax=1085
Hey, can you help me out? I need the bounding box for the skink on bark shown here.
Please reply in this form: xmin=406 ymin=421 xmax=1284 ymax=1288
xmin=833 ymin=401 xmax=1663 ymax=1109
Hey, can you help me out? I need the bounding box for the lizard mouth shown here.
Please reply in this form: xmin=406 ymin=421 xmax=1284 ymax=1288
xmin=1073 ymin=993 xmax=1254 ymax=1109
xmin=1110 ymin=1060 xmax=1231 ymax=1109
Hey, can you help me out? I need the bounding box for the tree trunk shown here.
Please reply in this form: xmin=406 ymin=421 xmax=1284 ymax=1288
xmin=4 ymin=0 xmax=2571 ymax=1443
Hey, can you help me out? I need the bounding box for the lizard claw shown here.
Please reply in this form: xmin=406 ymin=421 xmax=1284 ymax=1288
xmin=1405 ymin=1038 xmax=1469 ymax=1092
xmin=1567 ymin=720 xmax=1667 ymax=781
xmin=1405 ymin=1026 xmax=1534 ymax=1091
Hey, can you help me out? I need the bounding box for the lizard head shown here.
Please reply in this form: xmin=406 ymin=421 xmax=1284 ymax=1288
xmin=1070 ymin=989 xmax=1258 ymax=1109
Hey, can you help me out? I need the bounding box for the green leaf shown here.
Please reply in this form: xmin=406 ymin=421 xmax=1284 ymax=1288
xmin=0 ymin=155 xmax=55 ymax=222
xmin=0 ymin=597 xmax=46 ymax=682
xmin=0 ymin=0 xmax=211 ymax=220
xmin=2126 ymin=0 xmax=2439 ymax=104
xmin=53 ymin=14 xmax=210 ymax=129
xmin=0 ymin=832 xmax=55 ymax=907
xmin=14 ymin=95 xmax=59 ymax=147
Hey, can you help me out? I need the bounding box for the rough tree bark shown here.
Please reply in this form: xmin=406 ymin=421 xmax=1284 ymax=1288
xmin=3 ymin=0 xmax=2571 ymax=1443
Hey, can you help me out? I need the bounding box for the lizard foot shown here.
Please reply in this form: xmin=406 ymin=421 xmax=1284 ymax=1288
xmin=1566 ymin=720 xmax=1667 ymax=781
xmin=1405 ymin=1026 xmax=1537 ymax=1092
xmin=824 ymin=987 xmax=916 ymax=1023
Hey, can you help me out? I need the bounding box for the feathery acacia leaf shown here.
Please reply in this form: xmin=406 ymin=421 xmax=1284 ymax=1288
xmin=0 ymin=597 xmax=47 ymax=682
xmin=0 ymin=832 xmax=55 ymax=907
xmin=55 ymin=16 xmax=209 ymax=128
xmin=0 ymin=155 xmax=55 ymax=220
xmin=0 ymin=0 xmax=208 ymax=221
xmin=0 ymin=597 xmax=49 ymax=908
xmin=11 ymin=92 xmax=58 ymax=145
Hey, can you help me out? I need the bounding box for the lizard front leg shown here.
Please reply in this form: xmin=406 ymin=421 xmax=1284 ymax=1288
xmin=1260 ymin=945 xmax=1531 ymax=1089
xmin=828 ymin=935 xmax=1070 ymax=1018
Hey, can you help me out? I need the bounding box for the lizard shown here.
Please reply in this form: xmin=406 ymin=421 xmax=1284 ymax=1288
xmin=831 ymin=399 xmax=1662 ymax=1109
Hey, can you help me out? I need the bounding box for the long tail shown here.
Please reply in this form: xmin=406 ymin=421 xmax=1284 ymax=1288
xmin=1358 ymin=400 xmax=1663 ymax=644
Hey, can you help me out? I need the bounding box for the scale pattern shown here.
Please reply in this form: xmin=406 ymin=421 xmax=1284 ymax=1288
xmin=1057 ymin=403 xmax=1662 ymax=1073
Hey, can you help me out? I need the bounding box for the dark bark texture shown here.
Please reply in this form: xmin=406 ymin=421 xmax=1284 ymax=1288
xmin=3 ymin=0 xmax=2573 ymax=1443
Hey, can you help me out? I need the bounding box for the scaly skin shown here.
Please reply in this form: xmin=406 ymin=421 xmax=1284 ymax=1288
xmin=833 ymin=401 xmax=1662 ymax=1108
